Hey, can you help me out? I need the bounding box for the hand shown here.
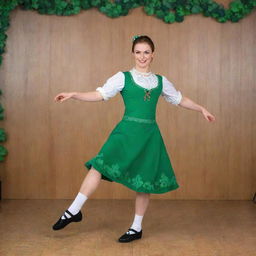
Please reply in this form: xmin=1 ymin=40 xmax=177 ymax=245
xmin=54 ymin=92 xmax=75 ymax=103
xmin=201 ymin=108 xmax=216 ymax=122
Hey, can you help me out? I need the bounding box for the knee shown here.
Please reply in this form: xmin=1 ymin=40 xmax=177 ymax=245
xmin=90 ymin=166 xmax=102 ymax=178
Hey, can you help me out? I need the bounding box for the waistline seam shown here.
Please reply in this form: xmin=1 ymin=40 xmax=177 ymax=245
xmin=122 ymin=115 xmax=156 ymax=124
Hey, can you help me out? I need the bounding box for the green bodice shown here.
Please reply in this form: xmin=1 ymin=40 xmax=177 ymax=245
xmin=120 ymin=71 xmax=163 ymax=122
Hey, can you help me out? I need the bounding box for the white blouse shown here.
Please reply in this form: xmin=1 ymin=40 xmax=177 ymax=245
xmin=96 ymin=68 xmax=182 ymax=105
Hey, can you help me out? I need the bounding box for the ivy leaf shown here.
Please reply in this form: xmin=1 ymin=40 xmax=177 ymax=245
xmin=191 ymin=5 xmax=202 ymax=14
xmin=144 ymin=6 xmax=154 ymax=15
xmin=60 ymin=1 xmax=68 ymax=9
xmin=156 ymin=10 xmax=165 ymax=19
xmin=175 ymin=14 xmax=184 ymax=22
xmin=73 ymin=6 xmax=81 ymax=14
xmin=176 ymin=7 xmax=185 ymax=16
xmin=91 ymin=0 xmax=101 ymax=7
xmin=31 ymin=0 xmax=39 ymax=9
xmin=164 ymin=12 xmax=175 ymax=23
xmin=100 ymin=6 xmax=107 ymax=13
xmin=0 ymin=145 xmax=8 ymax=159
xmin=217 ymin=16 xmax=227 ymax=23
xmin=0 ymin=129 xmax=6 ymax=141
xmin=230 ymin=0 xmax=244 ymax=12
xmin=162 ymin=0 xmax=172 ymax=9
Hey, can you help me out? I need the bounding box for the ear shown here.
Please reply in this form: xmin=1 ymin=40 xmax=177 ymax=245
xmin=150 ymin=53 xmax=154 ymax=63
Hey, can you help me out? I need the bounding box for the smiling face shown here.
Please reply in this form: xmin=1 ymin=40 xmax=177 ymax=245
xmin=132 ymin=42 xmax=154 ymax=70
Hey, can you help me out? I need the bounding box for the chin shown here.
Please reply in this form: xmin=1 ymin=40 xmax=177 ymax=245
xmin=137 ymin=62 xmax=149 ymax=68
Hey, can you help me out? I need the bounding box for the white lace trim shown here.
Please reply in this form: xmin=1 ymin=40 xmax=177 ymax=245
xmin=130 ymin=67 xmax=158 ymax=90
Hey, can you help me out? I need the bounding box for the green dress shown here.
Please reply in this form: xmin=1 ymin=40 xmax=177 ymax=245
xmin=84 ymin=71 xmax=179 ymax=194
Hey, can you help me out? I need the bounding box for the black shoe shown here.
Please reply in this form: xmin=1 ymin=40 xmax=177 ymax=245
xmin=118 ymin=228 xmax=142 ymax=243
xmin=52 ymin=210 xmax=82 ymax=230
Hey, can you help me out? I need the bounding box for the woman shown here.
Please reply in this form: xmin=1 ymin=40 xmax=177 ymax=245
xmin=52 ymin=35 xmax=216 ymax=242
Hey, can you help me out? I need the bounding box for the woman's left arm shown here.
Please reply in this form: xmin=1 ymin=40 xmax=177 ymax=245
xmin=178 ymin=96 xmax=216 ymax=122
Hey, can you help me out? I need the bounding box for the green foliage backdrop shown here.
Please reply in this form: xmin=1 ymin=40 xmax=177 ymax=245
xmin=0 ymin=0 xmax=255 ymax=161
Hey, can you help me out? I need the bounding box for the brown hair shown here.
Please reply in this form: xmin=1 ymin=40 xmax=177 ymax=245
xmin=132 ymin=35 xmax=155 ymax=53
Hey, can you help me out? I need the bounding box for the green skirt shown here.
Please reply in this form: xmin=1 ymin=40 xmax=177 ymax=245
xmin=84 ymin=117 xmax=179 ymax=194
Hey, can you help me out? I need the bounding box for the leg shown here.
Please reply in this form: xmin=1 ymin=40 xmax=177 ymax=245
xmin=52 ymin=166 xmax=102 ymax=230
xmin=65 ymin=166 xmax=102 ymax=215
xmin=135 ymin=192 xmax=151 ymax=216
xmin=118 ymin=192 xmax=150 ymax=242
xmin=129 ymin=192 xmax=150 ymax=232
xmin=79 ymin=166 xmax=102 ymax=197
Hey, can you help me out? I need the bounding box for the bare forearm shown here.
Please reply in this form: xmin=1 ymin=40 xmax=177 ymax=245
xmin=178 ymin=96 xmax=204 ymax=112
xmin=178 ymin=96 xmax=216 ymax=122
xmin=71 ymin=91 xmax=103 ymax=102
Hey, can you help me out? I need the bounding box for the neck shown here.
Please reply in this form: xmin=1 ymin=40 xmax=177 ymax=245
xmin=134 ymin=65 xmax=151 ymax=73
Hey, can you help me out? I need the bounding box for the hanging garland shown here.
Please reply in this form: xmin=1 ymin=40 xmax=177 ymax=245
xmin=0 ymin=0 xmax=255 ymax=162
xmin=0 ymin=90 xmax=7 ymax=161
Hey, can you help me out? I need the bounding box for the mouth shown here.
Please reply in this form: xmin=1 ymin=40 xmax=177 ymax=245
xmin=138 ymin=60 xmax=147 ymax=63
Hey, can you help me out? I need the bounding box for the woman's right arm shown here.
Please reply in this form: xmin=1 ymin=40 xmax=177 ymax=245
xmin=54 ymin=91 xmax=103 ymax=103
xmin=54 ymin=71 xmax=124 ymax=103
xmin=72 ymin=91 xmax=104 ymax=101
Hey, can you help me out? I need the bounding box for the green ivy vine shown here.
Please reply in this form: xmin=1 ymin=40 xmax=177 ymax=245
xmin=0 ymin=0 xmax=255 ymax=161
xmin=0 ymin=89 xmax=7 ymax=161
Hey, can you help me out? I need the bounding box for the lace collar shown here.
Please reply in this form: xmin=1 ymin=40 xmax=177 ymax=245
xmin=131 ymin=67 xmax=153 ymax=77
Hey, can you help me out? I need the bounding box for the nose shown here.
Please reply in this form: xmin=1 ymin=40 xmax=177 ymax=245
xmin=140 ymin=53 xmax=146 ymax=60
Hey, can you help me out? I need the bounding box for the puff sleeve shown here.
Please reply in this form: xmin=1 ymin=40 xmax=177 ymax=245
xmin=96 ymin=71 xmax=125 ymax=101
xmin=161 ymin=76 xmax=182 ymax=105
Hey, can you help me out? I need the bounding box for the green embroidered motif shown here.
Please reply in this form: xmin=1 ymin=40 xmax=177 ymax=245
xmin=156 ymin=174 xmax=174 ymax=188
xmin=94 ymin=152 xmax=177 ymax=191
xmin=106 ymin=163 xmax=121 ymax=178
xmin=123 ymin=115 xmax=156 ymax=124
xmin=95 ymin=153 xmax=121 ymax=178
xmin=131 ymin=175 xmax=144 ymax=189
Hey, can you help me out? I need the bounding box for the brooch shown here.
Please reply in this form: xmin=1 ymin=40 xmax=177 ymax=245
xmin=144 ymin=89 xmax=151 ymax=101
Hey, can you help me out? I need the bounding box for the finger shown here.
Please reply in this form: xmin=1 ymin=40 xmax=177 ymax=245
xmin=210 ymin=116 xmax=215 ymax=122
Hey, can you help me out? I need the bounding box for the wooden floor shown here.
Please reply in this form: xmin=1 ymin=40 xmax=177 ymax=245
xmin=0 ymin=199 xmax=255 ymax=256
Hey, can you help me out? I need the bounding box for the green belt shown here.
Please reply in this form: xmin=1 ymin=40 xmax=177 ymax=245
xmin=122 ymin=115 xmax=156 ymax=124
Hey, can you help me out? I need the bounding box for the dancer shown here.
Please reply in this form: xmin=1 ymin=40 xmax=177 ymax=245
xmin=52 ymin=35 xmax=216 ymax=242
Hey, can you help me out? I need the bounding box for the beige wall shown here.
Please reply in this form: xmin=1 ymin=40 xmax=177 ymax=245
xmin=0 ymin=5 xmax=255 ymax=199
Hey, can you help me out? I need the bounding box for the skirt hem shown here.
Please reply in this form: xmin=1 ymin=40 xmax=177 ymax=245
xmin=84 ymin=161 xmax=179 ymax=194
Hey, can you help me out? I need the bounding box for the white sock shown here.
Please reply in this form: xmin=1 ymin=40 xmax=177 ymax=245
xmin=61 ymin=192 xmax=88 ymax=219
xmin=127 ymin=214 xmax=143 ymax=234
